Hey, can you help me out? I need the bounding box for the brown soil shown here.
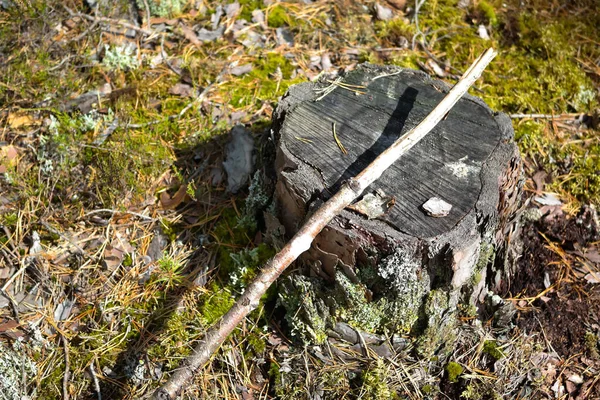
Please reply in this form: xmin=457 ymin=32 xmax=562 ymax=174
xmin=508 ymin=206 xmax=600 ymax=398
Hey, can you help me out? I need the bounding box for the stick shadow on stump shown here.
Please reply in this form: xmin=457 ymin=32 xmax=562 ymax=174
xmin=272 ymin=64 xmax=523 ymax=355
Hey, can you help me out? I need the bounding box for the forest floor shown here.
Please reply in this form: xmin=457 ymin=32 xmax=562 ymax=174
xmin=0 ymin=0 xmax=599 ymax=399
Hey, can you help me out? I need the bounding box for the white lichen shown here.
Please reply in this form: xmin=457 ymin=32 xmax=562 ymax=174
xmin=444 ymin=156 xmax=478 ymax=178
xmin=102 ymin=44 xmax=139 ymax=71
xmin=136 ymin=0 xmax=186 ymax=17
xmin=0 ymin=339 xmax=38 ymax=400
xmin=377 ymin=248 xmax=431 ymax=331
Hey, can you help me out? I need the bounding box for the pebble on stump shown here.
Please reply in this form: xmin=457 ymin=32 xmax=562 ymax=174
xmin=271 ymin=64 xmax=523 ymax=355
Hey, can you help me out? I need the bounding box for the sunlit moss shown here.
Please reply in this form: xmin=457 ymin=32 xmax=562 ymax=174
xmin=267 ymin=5 xmax=294 ymax=28
xmin=222 ymin=52 xmax=304 ymax=108
xmin=483 ymin=340 xmax=504 ymax=360
xmin=445 ymin=361 xmax=463 ymax=383
xmin=201 ymin=283 xmax=235 ymax=325
xmin=360 ymin=359 xmax=394 ymax=400
xmin=476 ymin=1 xmax=499 ymax=26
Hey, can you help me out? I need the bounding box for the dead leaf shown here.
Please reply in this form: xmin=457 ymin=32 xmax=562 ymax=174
xmin=160 ymin=185 xmax=188 ymax=209
xmin=348 ymin=191 xmax=394 ymax=219
xmin=0 ymin=320 xmax=19 ymax=333
xmin=149 ymin=17 xmax=179 ymax=25
xmin=267 ymin=333 xmax=283 ymax=346
xmin=7 ymin=112 xmax=34 ymax=128
xmin=532 ymin=170 xmax=547 ymax=194
xmin=180 ymin=23 xmax=202 ymax=48
xmin=168 ymin=83 xmax=193 ymax=97
xmin=103 ymin=244 xmax=125 ymax=270
xmin=0 ymin=267 xmax=11 ymax=279
xmin=375 ymin=3 xmax=393 ymax=20
xmin=426 ymin=58 xmax=446 ymax=78
xmin=229 ymin=64 xmax=253 ymax=76
xmin=584 ymin=272 xmax=600 ymax=284
xmin=566 ymin=380 xmax=577 ymax=394
xmin=386 ymin=0 xmax=406 ymax=9
xmin=583 ymin=247 xmax=600 ymax=264
xmin=0 ymin=145 xmax=18 ymax=173
xmin=54 ymin=299 xmax=75 ymax=321
xmin=0 ymin=319 xmax=24 ymax=339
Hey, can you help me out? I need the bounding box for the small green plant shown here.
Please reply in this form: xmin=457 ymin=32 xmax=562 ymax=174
xmin=585 ymin=332 xmax=599 ymax=358
xmin=151 ymin=253 xmax=187 ymax=290
xmin=476 ymin=1 xmax=498 ymax=26
xmin=446 ymin=361 xmax=463 ymax=383
xmin=483 ymin=340 xmax=504 ymax=360
xmin=360 ymin=359 xmax=394 ymax=399
xmin=201 ymin=284 xmax=235 ymax=325
xmin=267 ymin=5 xmax=291 ymax=28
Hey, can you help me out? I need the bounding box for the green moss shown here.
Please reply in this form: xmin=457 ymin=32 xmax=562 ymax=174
xmin=416 ymin=290 xmax=458 ymax=357
xmin=268 ymin=361 xmax=282 ymax=388
xmin=267 ymin=5 xmax=293 ymax=28
xmin=237 ymin=0 xmax=264 ymax=21
xmin=360 ymin=359 xmax=394 ymax=400
xmin=585 ymin=332 xmax=599 ymax=358
xmin=223 ymin=52 xmax=304 ymax=108
xmin=278 ymin=276 xmax=329 ymax=344
xmin=389 ymin=53 xmax=421 ymax=70
xmin=268 ymin=359 xmax=307 ymax=399
xmin=201 ymin=283 xmax=235 ymax=325
xmin=420 ymin=0 xmax=465 ymax=29
xmin=421 ymin=384 xmax=434 ymax=395
xmin=375 ymin=17 xmax=415 ymax=43
xmin=246 ymin=332 xmax=267 ymax=355
xmin=462 ymin=383 xmax=502 ymax=400
xmin=318 ymin=369 xmax=350 ymax=398
xmin=513 ymin=118 xmax=600 ymax=206
xmin=483 ymin=340 xmax=504 ymax=360
xmin=445 ymin=361 xmax=463 ymax=383
xmin=476 ymin=1 xmax=498 ymax=27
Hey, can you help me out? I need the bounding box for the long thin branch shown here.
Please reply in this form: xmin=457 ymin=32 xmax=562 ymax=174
xmin=153 ymin=48 xmax=498 ymax=400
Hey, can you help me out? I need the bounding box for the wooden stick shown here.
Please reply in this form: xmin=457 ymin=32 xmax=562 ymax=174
xmin=153 ymin=48 xmax=497 ymax=400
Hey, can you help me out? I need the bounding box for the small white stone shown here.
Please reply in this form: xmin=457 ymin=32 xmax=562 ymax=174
xmin=568 ymin=374 xmax=584 ymax=385
xmin=422 ymin=197 xmax=452 ymax=217
xmin=478 ymin=24 xmax=490 ymax=40
xmin=534 ymin=193 xmax=562 ymax=206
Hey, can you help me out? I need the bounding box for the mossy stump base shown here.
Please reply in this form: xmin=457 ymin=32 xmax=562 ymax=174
xmin=272 ymin=65 xmax=523 ymax=356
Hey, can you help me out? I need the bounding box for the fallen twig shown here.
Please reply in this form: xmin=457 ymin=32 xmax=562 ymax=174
xmin=67 ymin=2 xmax=100 ymax=43
xmin=509 ymin=113 xmax=581 ymax=120
xmin=89 ymin=361 xmax=102 ymax=400
xmin=153 ymin=48 xmax=498 ymax=399
xmin=83 ymin=208 xmax=157 ymax=221
xmin=63 ymin=5 xmax=154 ymax=37
xmin=60 ymin=332 xmax=71 ymax=400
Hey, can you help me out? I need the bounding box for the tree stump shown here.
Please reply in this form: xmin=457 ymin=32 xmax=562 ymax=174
xmin=272 ymin=65 xmax=523 ymax=355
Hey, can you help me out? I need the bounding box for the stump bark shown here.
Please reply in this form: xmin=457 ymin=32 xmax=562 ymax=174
xmin=272 ymin=65 xmax=523 ymax=355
